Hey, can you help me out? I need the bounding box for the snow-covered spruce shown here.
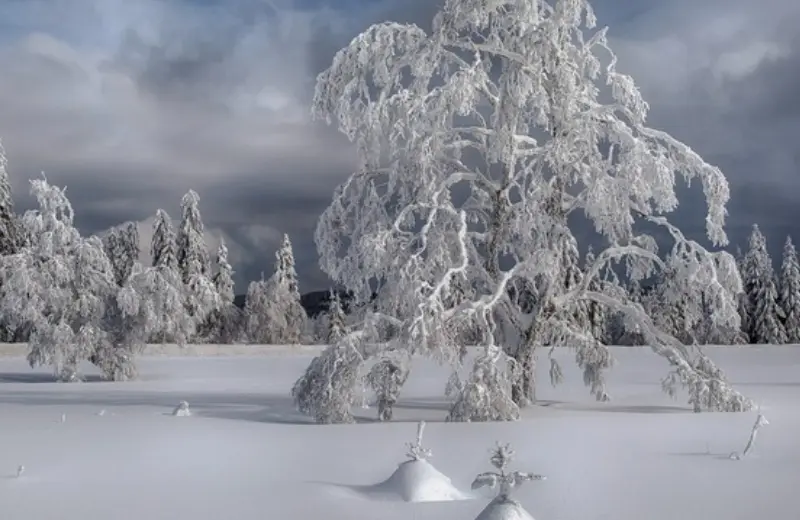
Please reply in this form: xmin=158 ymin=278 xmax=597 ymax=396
xmin=326 ymin=290 xmax=347 ymax=344
xmin=472 ymin=443 xmax=545 ymax=520
xmin=176 ymin=190 xmax=218 ymax=336
xmin=0 ymin=139 xmax=20 ymax=256
xmin=742 ymin=225 xmax=785 ymax=344
xmin=0 ymin=177 xmax=218 ymax=381
xmin=207 ymin=238 xmax=240 ymax=343
xmin=779 ymin=236 xmax=800 ymax=343
xmin=102 ymin=222 xmax=139 ymax=287
xmin=243 ymin=235 xmax=307 ymax=344
xmin=151 ymin=209 xmax=178 ymax=270
xmin=295 ymin=0 xmax=751 ymax=423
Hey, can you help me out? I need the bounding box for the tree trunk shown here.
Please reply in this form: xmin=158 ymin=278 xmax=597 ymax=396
xmin=511 ymin=344 xmax=536 ymax=407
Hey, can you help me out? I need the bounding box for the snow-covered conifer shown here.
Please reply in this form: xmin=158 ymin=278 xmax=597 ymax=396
xmin=0 ymin=139 xmax=19 ymax=255
xmin=743 ymin=225 xmax=786 ymax=344
xmin=207 ymin=238 xmax=239 ymax=343
xmin=243 ymin=277 xmax=270 ymax=344
xmin=779 ymin=236 xmax=800 ymax=343
xmin=151 ymin=209 xmax=178 ymax=270
xmin=327 ymin=290 xmax=347 ymax=344
xmin=102 ymin=222 xmax=139 ymax=287
xmin=274 ymin=233 xmax=299 ymax=294
xmin=177 ymin=190 xmax=210 ymax=283
xmin=298 ymin=0 xmax=751 ymax=422
xmin=260 ymin=236 xmax=307 ymax=344
xmin=176 ymin=190 xmax=218 ymax=334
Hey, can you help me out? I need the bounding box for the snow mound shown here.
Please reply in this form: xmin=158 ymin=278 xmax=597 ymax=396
xmin=172 ymin=401 xmax=191 ymax=417
xmin=475 ymin=497 xmax=536 ymax=520
xmin=365 ymin=459 xmax=469 ymax=502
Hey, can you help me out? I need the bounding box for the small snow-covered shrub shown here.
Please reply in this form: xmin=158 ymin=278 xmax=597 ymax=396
xmin=472 ymin=443 xmax=545 ymax=520
xmin=365 ymin=350 xmax=410 ymax=421
xmin=172 ymin=401 xmax=191 ymax=417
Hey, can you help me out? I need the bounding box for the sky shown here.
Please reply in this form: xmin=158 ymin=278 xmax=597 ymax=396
xmin=0 ymin=0 xmax=798 ymax=293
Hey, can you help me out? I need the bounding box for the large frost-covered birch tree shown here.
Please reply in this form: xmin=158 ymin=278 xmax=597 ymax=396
xmin=294 ymin=0 xmax=750 ymax=423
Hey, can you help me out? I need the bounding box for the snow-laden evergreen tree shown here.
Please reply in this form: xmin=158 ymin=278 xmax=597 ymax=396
xmin=102 ymin=222 xmax=139 ymax=287
xmin=779 ymin=236 xmax=800 ymax=343
xmin=177 ymin=190 xmax=210 ymax=284
xmin=327 ymin=290 xmax=347 ymax=344
xmin=260 ymin=235 xmax=307 ymax=344
xmin=274 ymin=234 xmax=299 ymax=294
xmin=0 ymin=139 xmax=19 ymax=255
xmin=0 ymin=178 xmax=217 ymax=381
xmin=243 ymin=276 xmax=271 ymax=344
xmin=208 ymin=238 xmax=240 ymax=343
xmin=295 ymin=0 xmax=751 ymax=423
xmin=0 ymin=140 xmax=21 ymax=342
xmin=176 ymin=190 xmax=218 ymax=335
xmin=734 ymin=245 xmax=751 ymax=340
xmin=742 ymin=225 xmax=786 ymax=344
xmin=151 ymin=209 xmax=178 ymax=270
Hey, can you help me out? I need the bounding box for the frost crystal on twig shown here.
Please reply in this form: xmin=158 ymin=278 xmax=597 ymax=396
xmin=730 ymin=413 xmax=769 ymax=460
xmin=406 ymin=421 xmax=432 ymax=461
xmin=471 ymin=443 xmax=545 ymax=501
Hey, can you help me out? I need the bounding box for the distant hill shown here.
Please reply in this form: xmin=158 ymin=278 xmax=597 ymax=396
xmin=233 ymin=289 xmax=355 ymax=318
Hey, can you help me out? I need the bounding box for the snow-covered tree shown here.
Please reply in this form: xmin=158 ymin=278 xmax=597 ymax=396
xmin=0 ymin=178 xmax=216 ymax=381
xmin=102 ymin=222 xmax=139 ymax=287
xmin=471 ymin=442 xmax=545 ymax=520
xmin=779 ymin=236 xmax=800 ymax=343
xmin=177 ymin=190 xmax=210 ymax=284
xmin=364 ymin=349 xmax=410 ymax=421
xmin=208 ymin=238 xmax=240 ymax=343
xmin=742 ymin=225 xmax=785 ymax=344
xmin=327 ymin=290 xmax=347 ymax=343
xmin=243 ymin=276 xmax=271 ymax=344
xmin=151 ymin=209 xmax=178 ymax=270
xmin=176 ymin=190 xmax=218 ymax=334
xmin=0 ymin=139 xmax=19 ymax=255
xmin=295 ymin=0 xmax=750 ymax=423
xmin=274 ymin=234 xmax=299 ymax=294
xmin=261 ymin=236 xmax=307 ymax=344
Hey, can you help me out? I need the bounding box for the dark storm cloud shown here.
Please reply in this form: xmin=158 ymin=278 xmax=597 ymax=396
xmin=1 ymin=0 xmax=799 ymax=291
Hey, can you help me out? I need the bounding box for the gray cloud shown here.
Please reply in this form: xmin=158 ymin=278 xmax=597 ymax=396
xmin=1 ymin=0 xmax=799 ymax=291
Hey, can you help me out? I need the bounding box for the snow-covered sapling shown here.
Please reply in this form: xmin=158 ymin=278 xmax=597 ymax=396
xmin=365 ymin=351 xmax=410 ymax=421
xmin=172 ymin=401 xmax=191 ymax=417
xmin=730 ymin=413 xmax=769 ymax=460
xmin=406 ymin=421 xmax=432 ymax=461
xmin=16 ymin=465 xmax=24 ymax=478
xmin=472 ymin=443 xmax=545 ymax=502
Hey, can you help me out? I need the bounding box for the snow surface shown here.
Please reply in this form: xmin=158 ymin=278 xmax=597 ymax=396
xmin=0 ymin=345 xmax=798 ymax=520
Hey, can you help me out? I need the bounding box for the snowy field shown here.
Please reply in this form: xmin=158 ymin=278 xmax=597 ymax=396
xmin=0 ymin=345 xmax=797 ymax=520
